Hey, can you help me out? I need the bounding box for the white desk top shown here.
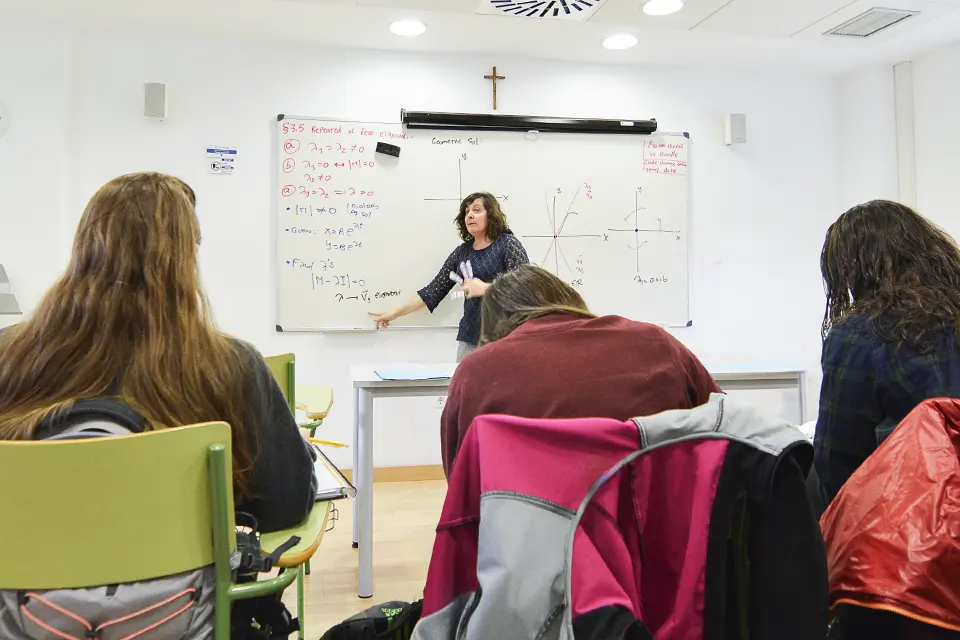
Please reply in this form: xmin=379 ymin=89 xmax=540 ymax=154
xmin=351 ymin=364 xmax=458 ymax=389
xmin=351 ymin=363 xmax=804 ymax=389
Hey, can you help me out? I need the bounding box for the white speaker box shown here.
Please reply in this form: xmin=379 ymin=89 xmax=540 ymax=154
xmin=724 ymin=113 xmax=746 ymax=145
xmin=144 ymin=83 xmax=167 ymax=119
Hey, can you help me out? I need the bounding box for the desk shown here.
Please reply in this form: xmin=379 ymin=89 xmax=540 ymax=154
xmin=707 ymin=368 xmax=808 ymax=423
xmin=350 ymin=364 xmax=806 ymax=598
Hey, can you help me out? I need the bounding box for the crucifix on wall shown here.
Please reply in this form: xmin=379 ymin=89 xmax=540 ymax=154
xmin=484 ymin=66 xmax=506 ymax=110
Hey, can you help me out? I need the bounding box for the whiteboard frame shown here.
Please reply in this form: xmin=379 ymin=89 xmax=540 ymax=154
xmin=273 ymin=115 xmax=693 ymax=332
xmin=670 ymin=131 xmax=693 ymax=328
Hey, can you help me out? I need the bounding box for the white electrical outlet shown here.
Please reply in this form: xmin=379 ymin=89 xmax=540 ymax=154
xmin=436 ymin=396 xmax=446 ymax=411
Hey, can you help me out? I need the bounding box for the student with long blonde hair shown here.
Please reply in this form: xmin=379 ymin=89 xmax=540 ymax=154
xmin=0 ymin=172 xmax=316 ymax=532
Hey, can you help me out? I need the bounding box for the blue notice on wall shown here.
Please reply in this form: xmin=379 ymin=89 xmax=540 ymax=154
xmin=206 ymin=146 xmax=237 ymax=175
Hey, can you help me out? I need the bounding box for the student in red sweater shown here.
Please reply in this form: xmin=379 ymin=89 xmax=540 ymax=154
xmin=440 ymin=264 xmax=721 ymax=477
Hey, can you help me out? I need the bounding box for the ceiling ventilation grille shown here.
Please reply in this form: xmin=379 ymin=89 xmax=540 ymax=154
xmin=824 ymin=7 xmax=918 ymax=37
xmin=476 ymin=0 xmax=609 ymax=21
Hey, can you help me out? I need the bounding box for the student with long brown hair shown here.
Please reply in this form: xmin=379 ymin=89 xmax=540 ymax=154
xmin=815 ymin=199 xmax=960 ymax=504
xmin=439 ymin=264 xmax=719 ymax=476
xmin=0 ymin=172 xmax=316 ymax=532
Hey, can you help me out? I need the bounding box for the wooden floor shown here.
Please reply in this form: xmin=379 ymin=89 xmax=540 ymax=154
xmin=282 ymin=480 xmax=447 ymax=637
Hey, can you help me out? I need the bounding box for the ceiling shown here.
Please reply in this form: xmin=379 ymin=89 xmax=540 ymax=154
xmin=3 ymin=0 xmax=960 ymax=74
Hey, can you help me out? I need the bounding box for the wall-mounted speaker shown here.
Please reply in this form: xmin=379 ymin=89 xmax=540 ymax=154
xmin=724 ymin=113 xmax=746 ymax=145
xmin=144 ymin=83 xmax=167 ymax=120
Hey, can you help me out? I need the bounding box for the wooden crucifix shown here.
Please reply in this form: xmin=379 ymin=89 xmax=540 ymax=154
xmin=484 ymin=66 xmax=505 ymax=110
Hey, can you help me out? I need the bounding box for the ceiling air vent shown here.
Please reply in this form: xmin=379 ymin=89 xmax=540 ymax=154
xmin=824 ymin=8 xmax=918 ymax=38
xmin=476 ymin=0 xmax=609 ymax=21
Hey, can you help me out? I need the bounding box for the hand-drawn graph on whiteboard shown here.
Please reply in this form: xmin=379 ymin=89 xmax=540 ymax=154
xmin=606 ymin=187 xmax=683 ymax=273
xmin=521 ymin=186 xmax=602 ymax=277
xmin=421 ymin=155 xmax=509 ymax=205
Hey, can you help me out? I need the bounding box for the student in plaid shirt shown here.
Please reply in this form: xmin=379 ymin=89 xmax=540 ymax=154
xmin=815 ymin=200 xmax=960 ymax=504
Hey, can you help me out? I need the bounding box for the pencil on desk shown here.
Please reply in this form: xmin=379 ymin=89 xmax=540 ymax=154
xmin=310 ymin=437 xmax=348 ymax=448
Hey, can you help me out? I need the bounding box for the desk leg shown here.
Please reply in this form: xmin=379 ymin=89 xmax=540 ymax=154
xmin=357 ymin=388 xmax=375 ymax=599
xmin=352 ymin=387 xmax=360 ymax=548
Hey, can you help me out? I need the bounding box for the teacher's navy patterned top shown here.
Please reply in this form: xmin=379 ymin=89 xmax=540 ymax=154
xmin=418 ymin=233 xmax=529 ymax=346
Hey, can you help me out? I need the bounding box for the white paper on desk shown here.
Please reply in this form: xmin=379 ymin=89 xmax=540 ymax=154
xmin=374 ymin=363 xmax=453 ymax=381
xmin=312 ymin=444 xmax=356 ymax=502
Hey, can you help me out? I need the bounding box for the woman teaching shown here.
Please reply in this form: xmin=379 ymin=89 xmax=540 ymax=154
xmin=370 ymin=192 xmax=528 ymax=361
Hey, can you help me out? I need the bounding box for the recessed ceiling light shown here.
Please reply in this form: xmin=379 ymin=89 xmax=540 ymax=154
xmin=602 ymin=34 xmax=639 ymax=50
xmin=389 ymin=19 xmax=427 ymax=37
xmin=642 ymin=0 xmax=684 ymax=16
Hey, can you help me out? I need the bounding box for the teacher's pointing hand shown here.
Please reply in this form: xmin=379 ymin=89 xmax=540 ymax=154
xmin=369 ymin=310 xmax=395 ymax=329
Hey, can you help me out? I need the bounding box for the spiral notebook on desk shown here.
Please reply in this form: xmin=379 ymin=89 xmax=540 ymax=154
xmin=312 ymin=444 xmax=356 ymax=502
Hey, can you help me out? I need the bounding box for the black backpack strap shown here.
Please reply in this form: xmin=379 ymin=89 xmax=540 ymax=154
xmin=232 ymin=513 xmax=303 ymax=639
xmin=262 ymin=536 xmax=301 ymax=568
xmin=36 ymin=397 xmax=148 ymax=440
xmin=235 ymin=512 xmax=301 ymax=574
xmin=66 ymin=398 xmax=148 ymax=432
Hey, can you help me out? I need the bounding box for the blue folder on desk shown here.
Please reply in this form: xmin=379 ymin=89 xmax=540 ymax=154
xmin=374 ymin=364 xmax=453 ymax=381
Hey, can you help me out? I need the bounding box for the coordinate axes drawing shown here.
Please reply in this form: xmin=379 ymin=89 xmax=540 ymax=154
xmin=606 ymin=187 xmax=682 ymax=272
xmin=422 ymin=157 xmax=509 ymax=205
xmin=423 ymin=158 xmax=465 ymax=203
xmin=523 ymin=188 xmax=601 ymax=275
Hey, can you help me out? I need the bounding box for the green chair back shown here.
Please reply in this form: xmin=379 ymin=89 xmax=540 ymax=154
xmin=0 ymin=422 xmax=235 ymax=590
xmin=265 ymin=352 xmax=296 ymax=413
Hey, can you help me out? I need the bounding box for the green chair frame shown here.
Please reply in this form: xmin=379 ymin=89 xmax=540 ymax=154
xmin=264 ymin=352 xmax=334 ymax=639
xmin=265 ymin=353 xmax=332 ymax=438
xmin=0 ymin=423 xmax=297 ymax=640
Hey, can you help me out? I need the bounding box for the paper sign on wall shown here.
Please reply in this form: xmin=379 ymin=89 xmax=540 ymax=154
xmin=207 ymin=146 xmax=237 ymax=174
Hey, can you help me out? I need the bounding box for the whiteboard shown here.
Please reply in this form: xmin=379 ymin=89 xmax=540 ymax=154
xmin=276 ymin=116 xmax=690 ymax=331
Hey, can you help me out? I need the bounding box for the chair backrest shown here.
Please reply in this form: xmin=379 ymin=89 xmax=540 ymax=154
xmin=265 ymin=352 xmax=296 ymax=412
xmin=416 ymin=397 xmax=826 ymax=640
xmin=0 ymin=422 xmax=234 ymax=589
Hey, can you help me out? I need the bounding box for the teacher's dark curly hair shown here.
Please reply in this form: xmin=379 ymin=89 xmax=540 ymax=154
xmin=455 ymin=192 xmax=512 ymax=243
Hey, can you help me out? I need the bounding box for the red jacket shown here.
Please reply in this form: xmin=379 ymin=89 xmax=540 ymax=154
xmin=440 ymin=314 xmax=720 ymax=477
xmin=820 ymin=397 xmax=960 ymax=632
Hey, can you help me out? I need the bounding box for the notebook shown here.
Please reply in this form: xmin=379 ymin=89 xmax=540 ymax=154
xmin=312 ymin=444 xmax=356 ymax=502
xmin=374 ymin=363 xmax=456 ymax=381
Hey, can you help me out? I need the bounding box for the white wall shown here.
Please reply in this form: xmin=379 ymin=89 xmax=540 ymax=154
xmin=1 ymin=24 xmax=845 ymax=466
xmin=913 ymin=40 xmax=960 ymax=240
xmin=838 ymin=65 xmax=899 ymax=209
xmin=0 ymin=22 xmax=71 ymax=328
